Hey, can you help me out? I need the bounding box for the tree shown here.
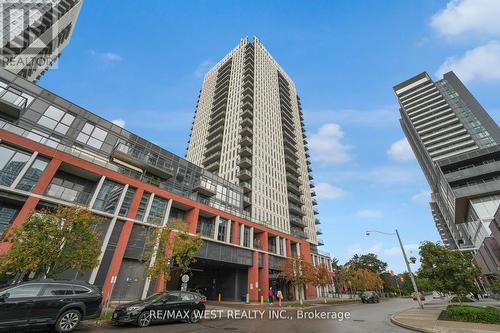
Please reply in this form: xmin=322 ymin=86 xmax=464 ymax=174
xmin=144 ymin=219 xmax=203 ymax=291
xmin=0 ymin=206 xmax=101 ymax=278
xmin=418 ymin=241 xmax=481 ymax=299
xmin=349 ymin=268 xmax=383 ymax=292
xmin=348 ymin=253 xmax=388 ymax=273
xmin=312 ymin=263 xmax=331 ymax=302
xmin=279 ymin=255 xmax=315 ymax=304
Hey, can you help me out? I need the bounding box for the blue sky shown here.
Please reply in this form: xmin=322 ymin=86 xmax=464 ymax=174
xmin=39 ymin=0 xmax=500 ymax=273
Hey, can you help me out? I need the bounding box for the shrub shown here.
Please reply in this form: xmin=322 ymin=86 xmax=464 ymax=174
xmin=446 ymin=305 xmax=500 ymax=324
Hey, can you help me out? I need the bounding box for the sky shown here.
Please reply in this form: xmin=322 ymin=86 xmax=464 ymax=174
xmin=39 ymin=0 xmax=500 ymax=273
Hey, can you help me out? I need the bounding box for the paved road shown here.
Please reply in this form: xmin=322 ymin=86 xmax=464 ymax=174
xmin=6 ymin=298 xmax=418 ymax=333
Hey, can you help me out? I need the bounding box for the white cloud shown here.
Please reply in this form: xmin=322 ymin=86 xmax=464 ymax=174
xmin=309 ymin=123 xmax=352 ymax=164
xmin=431 ymin=0 xmax=500 ymax=37
xmin=436 ymin=41 xmax=500 ymax=82
xmin=194 ymin=60 xmax=214 ymax=78
xmin=355 ymin=209 xmax=384 ymax=219
xmin=387 ymin=138 xmax=415 ymax=161
xmin=412 ymin=190 xmax=432 ymax=204
xmin=89 ymin=50 xmax=122 ymax=62
xmin=315 ymin=182 xmax=346 ymax=199
xmin=111 ymin=119 xmax=126 ymax=128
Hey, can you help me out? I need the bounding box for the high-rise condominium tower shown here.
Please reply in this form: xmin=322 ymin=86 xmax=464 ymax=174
xmin=0 ymin=0 xmax=83 ymax=81
xmin=393 ymin=71 xmax=500 ymax=274
xmin=186 ymin=37 xmax=321 ymax=245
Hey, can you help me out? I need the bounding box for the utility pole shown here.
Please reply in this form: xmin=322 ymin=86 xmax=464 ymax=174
xmin=396 ymin=229 xmax=423 ymax=309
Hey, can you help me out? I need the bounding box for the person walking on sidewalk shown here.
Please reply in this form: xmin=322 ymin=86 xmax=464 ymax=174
xmin=268 ymin=287 xmax=274 ymax=305
xmin=277 ymin=290 xmax=283 ymax=307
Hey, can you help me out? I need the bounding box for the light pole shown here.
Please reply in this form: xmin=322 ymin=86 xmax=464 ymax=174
xmin=365 ymin=229 xmax=423 ymax=309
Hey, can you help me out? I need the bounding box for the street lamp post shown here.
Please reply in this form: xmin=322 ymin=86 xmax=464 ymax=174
xmin=365 ymin=229 xmax=424 ymax=309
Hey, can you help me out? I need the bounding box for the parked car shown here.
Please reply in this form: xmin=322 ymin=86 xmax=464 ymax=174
xmin=0 ymin=279 xmax=102 ymax=332
xmin=112 ymin=291 xmax=206 ymax=327
xmin=361 ymin=291 xmax=379 ymax=303
xmin=432 ymin=291 xmax=444 ymax=299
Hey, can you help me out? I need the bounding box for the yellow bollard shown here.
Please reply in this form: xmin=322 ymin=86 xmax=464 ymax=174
xmin=260 ymin=295 xmax=264 ymax=304
xmin=218 ymin=293 xmax=221 ymax=303
xmin=246 ymin=293 xmax=250 ymax=304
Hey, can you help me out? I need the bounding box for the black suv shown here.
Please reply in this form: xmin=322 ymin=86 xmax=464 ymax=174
xmin=112 ymin=291 xmax=206 ymax=327
xmin=0 ymin=280 xmax=102 ymax=332
xmin=361 ymin=291 xmax=380 ymax=303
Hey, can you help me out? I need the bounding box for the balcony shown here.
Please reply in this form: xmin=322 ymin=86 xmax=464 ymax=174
xmin=285 ymin=163 xmax=300 ymax=177
xmin=206 ymin=133 xmax=223 ymax=147
xmin=238 ymin=157 xmax=252 ymax=168
xmin=0 ymin=85 xmax=28 ymax=119
xmin=193 ymin=178 xmax=217 ymax=197
xmin=241 ymin=126 xmax=253 ymax=136
xmin=313 ymin=208 xmax=320 ymax=215
xmin=289 ymin=203 xmax=305 ymax=216
xmin=240 ymin=181 xmax=252 ymax=193
xmin=285 ymin=155 xmax=299 ymax=169
xmin=239 ymin=136 xmax=252 ymax=147
xmin=311 ymin=190 xmax=316 ymax=197
xmin=203 ymin=142 xmax=222 ymax=157
xmin=317 ymin=238 xmax=324 ymax=246
xmin=310 ymin=181 xmax=315 ymax=189
xmin=315 ymin=218 xmax=320 ymax=225
xmin=239 ymin=146 xmax=252 ymax=157
xmin=203 ymin=151 xmax=221 ymax=165
xmin=287 ymin=182 xmax=301 ymax=195
xmin=240 ymin=117 xmax=252 ymax=128
xmin=286 ymin=172 xmax=301 ymax=186
xmin=205 ymin=161 xmax=220 ymax=173
xmin=241 ymin=108 xmax=253 ymax=119
xmin=290 ymin=228 xmax=307 ymax=240
xmin=316 ymin=228 xmax=323 ymax=235
xmin=206 ymin=125 xmax=223 ymax=140
xmin=290 ymin=215 xmax=306 ymax=228
xmin=238 ymin=168 xmax=252 ymax=181
xmin=112 ymin=142 xmax=174 ymax=179
xmin=288 ymin=192 xmax=302 ymax=205
xmin=312 ymin=198 xmax=318 ymax=206
xmin=243 ymin=195 xmax=252 ymax=207
xmin=308 ymin=174 xmax=313 ymax=180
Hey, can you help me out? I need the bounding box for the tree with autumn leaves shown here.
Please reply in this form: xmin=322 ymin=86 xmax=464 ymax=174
xmin=143 ymin=219 xmax=203 ymax=291
xmin=0 ymin=206 xmax=101 ymax=279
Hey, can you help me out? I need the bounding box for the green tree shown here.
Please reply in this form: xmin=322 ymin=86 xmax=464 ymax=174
xmin=418 ymin=241 xmax=481 ymax=299
xmin=349 ymin=253 xmax=388 ymax=273
xmin=0 ymin=206 xmax=101 ymax=278
xmin=144 ymin=219 xmax=203 ymax=290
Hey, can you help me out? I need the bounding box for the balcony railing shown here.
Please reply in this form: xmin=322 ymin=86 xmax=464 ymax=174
xmin=112 ymin=142 xmax=174 ymax=179
xmin=193 ymin=178 xmax=217 ymax=197
xmin=0 ymin=85 xmax=28 ymax=119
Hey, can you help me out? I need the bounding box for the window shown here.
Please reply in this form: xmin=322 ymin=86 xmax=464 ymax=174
xmin=217 ymin=219 xmax=227 ymax=241
xmin=180 ymin=292 xmax=194 ymax=301
xmin=147 ymin=196 xmax=168 ymax=225
xmin=135 ymin=192 xmax=151 ymax=221
xmin=77 ymin=122 xmax=108 ymax=149
xmin=15 ymin=157 xmax=49 ymax=192
xmin=41 ymin=284 xmax=74 ymax=296
xmin=119 ymin=187 xmax=136 ymax=217
xmin=73 ymin=286 xmax=91 ymax=294
xmin=164 ymin=292 xmax=180 ymax=302
xmin=243 ymin=226 xmax=250 ymax=247
xmin=45 ymin=171 xmax=97 ymax=205
xmin=5 ymin=284 xmax=43 ymax=298
xmin=0 ymin=202 xmax=19 ymax=238
xmin=37 ymin=106 xmax=75 ymax=135
xmin=92 ymin=179 xmax=124 ymax=213
xmin=0 ymin=144 xmax=32 ymax=187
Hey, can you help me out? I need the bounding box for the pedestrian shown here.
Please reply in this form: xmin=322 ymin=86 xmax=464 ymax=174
xmin=277 ymin=290 xmax=283 ymax=307
xmin=268 ymin=287 xmax=273 ymax=305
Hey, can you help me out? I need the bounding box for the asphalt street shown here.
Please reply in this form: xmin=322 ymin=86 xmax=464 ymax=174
xmin=3 ymin=297 xmax=417 ymax=333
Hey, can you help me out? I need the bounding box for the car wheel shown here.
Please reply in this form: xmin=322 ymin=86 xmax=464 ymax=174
xmin=189 ymin=309 xmax=202 ymax=323
xmin=55 ymin=309 xmax=81 ymax=333
xmin=137 ymin=311 xmax=152 ymax=328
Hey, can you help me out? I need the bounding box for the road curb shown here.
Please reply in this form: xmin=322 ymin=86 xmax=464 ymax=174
xmin=389 ymin=312 xmax=434 ymax=333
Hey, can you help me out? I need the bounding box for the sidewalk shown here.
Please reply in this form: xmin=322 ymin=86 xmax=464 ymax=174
xmin=390 ymin=303 xmax=500 ymax=333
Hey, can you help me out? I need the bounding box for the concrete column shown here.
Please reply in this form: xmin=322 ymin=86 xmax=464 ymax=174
xmin=214 ymin=216 xmax=221 ymax=240
xmin=249 ymin=227 xmax=254 ymax=249
xmin=286 ymin=239 xmax=292 ymax=258
xmin=239 ymin=224 xmax=245 ymax=246
xmin=89 ymin=176 xmax=106 ymax=209
xmin=225 ymin=219 xmax=231 ymax=243
xmin=248 ymin=251 xmax=259 ymax=301
xmin=186 ymin=207 xmax=200 ymax=234
xmin=231 ymin=221 xmax=239 ymax=245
